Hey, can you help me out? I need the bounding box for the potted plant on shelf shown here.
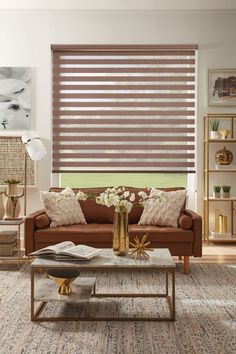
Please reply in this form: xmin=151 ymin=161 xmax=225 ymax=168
xmin=213 ymin=185 xmax=221 ymax=198
xmin=222 ymin=185 xmax=231 ymax=198
xmin=209 ymin=119 xmax=220 ymax=139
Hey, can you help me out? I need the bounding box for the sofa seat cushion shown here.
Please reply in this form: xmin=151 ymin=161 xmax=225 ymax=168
xmin=129 ymin=225 xmax=193 ymax=243
xmin=34 ymin=223 xmax=193 ymax=244
xmin=35 ymin=224 xmax=113 ymax=243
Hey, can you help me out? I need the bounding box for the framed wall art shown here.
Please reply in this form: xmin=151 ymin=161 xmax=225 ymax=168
xmin=0 ymin=136 xmax=35 ymax=186
xmin=208 ymin=69 xmax=236 ymax=106
xmin=0 ymin=67 xmax=31 ymax=130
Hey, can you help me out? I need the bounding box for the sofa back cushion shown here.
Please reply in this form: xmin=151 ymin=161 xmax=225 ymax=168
xmin=49 ymin=186 xmax=186 ymax=224
xmin=50 ymin=187 xmax=114 ymax=223
xmin=139 ymin=189 xmax=187 ymax=228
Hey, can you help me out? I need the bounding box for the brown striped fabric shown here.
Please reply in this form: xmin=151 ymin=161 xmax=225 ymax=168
xmin=52 ymin=44 xmax=197 ymax=173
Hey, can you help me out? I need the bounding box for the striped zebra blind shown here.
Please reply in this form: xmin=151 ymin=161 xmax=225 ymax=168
xmin=52 ymin=44 xmax=197 ymax=173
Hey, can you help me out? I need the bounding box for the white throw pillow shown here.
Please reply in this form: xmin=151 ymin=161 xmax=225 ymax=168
xmin=40 ymin=187 xmax=87 ymax=227
xmin=138 ymin=189 xmax=186 ymax=228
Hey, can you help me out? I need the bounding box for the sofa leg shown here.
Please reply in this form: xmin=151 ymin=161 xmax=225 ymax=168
xmin=183 ymin=256 xmax=190 ymax=274
xmin=178 ymin=256 xmax=182 ymax=260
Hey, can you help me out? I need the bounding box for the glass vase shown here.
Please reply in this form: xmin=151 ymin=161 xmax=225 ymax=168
xmin=113 ymin=211 xmax=129 ymax=256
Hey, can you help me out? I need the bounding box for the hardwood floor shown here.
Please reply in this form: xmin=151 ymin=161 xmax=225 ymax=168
xmin=1 ymin=243 xmax=236 ymax=266
xmin=188 ymin=243 xmax=236 ymax=264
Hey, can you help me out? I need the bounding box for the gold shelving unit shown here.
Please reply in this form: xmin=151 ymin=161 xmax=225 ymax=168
xmin=204 ymin=113 xmax=236 ymax=243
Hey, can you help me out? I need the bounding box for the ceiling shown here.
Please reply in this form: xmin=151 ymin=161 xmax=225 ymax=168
xmin=0 ymin=0 xmax=236 ymax=11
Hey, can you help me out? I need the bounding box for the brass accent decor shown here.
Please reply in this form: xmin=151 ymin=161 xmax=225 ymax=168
xmin=4 ymin=182 xmax=24 ymax=218
xmin=47 ymin=269 xmax=79 ymax=295
xmin=129 ymin=234 xmax=153 ymax=259
xmin=218 ymin=215 xmax=228 ymax=233
xmin=113 ymin=211 xmax=129 ymax=256
xmin=219 ymin=129 xmax=231 ymax=139
xmin=215 ymin=146 xmax=233 ymax=165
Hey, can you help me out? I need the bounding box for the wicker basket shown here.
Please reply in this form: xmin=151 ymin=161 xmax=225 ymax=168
xmin=0 ymin=241 xmax=17 ymax=256
xmin=0 ymin=231 xmax=17 ymax=244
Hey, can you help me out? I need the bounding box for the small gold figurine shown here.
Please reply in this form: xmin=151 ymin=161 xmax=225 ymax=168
xmin=129 ymin=234 xmax=153 ymax=259
xmin=219 ymin=130 xmax=231 ymax=139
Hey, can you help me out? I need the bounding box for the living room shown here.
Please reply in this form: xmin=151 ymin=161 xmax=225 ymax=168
xmin=0 ymin=1 xmax=235 ymax=353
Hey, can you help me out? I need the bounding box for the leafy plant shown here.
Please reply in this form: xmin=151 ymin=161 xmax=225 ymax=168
xmin=222 ymin=185 xmax=231 ymax=193
xmin=3 ymin=179 xmax=20 ymax=184
xmin=213 ymin=185 xmax=221 ymax=193
xmin=210 ymin=119 xmax=220 ymax=131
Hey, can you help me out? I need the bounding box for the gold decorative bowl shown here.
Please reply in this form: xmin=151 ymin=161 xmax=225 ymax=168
xmin=47 ymin=268 xmax=79 ymax=295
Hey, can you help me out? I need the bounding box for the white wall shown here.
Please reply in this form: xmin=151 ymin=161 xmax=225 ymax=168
xmin=0 ymin=9 xmax=236 ymax=214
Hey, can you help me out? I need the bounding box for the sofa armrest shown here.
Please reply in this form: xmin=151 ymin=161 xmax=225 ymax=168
xmin=185 ymin=209 xmax=202 ymax=257
xmin=24 ymin=209 xmax=46 ymax=255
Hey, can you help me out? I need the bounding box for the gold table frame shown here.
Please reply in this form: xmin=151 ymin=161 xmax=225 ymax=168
xmin=31 ymin=250 xmax=176 ymax=322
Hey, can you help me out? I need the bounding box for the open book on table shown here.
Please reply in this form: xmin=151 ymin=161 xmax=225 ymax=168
xmin=29 ymin=241 xmax=103 ymax=260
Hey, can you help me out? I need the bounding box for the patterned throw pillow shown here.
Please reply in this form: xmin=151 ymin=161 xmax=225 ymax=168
xmin=138 ymin=189 xmax=187 ymax=228
xmin=40 ymin=187 xmax=86 ymax=227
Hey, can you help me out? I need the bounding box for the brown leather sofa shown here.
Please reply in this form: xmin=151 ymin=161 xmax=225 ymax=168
xmin=25 ymin=187 xmax=202 ymax=273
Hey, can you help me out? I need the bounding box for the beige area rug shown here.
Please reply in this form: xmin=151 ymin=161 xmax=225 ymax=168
xmin=0 ymin=263 xmax=235 ymax=354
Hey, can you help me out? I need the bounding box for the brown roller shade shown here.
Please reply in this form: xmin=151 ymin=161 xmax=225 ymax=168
xmin=52 ymin=44 xmax=197 ymax=173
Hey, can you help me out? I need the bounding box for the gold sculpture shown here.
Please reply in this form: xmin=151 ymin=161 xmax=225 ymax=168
xmin=219 ymin=130 xmax=231 ymax=139
xmin=129 ymin=234 xmax=153 ymax=259
xmin=215 ymin=146 xmax=233 ymax=165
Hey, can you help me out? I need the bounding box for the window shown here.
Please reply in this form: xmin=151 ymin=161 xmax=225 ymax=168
xmin=52 ymin=44 xmax=197 ymax=180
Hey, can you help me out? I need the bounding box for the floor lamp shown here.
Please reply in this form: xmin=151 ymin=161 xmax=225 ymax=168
xmin=21 ymin=133 xmax=47 ymax=215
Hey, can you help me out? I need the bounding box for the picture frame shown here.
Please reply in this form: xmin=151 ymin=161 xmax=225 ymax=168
xmin=0 ymin=67 xmax=31 ymax=131
xmin=208 ymin=69 xmax=236 ymax=106
xmin=0 ymin=136 xmax=36 ymax=187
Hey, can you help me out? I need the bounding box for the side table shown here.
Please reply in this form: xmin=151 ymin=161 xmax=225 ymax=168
xmin=0 ymin=218 xmax=25 ymax=269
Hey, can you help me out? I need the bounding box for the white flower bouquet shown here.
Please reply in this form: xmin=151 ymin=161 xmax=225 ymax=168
xmin=96 ymin=186 xmax=135 ymax=213
xmin=138 ymin=189 xmax=166 ymax=207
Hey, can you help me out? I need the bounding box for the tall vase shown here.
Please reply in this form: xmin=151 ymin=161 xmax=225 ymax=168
xmin=0 ymin=193 xmax=5 ymax=219
xmin=113 ymin=211 xmax=129 ymax=256
xmin=5 ymin=183 xmax=21 ymax=218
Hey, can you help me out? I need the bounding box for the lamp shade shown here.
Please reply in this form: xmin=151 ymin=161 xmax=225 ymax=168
xmin=21 ymin=133 xmax=47 ymax=161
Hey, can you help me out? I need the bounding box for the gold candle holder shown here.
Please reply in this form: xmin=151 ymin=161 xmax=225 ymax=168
xmin=218 ymin=215 xmax=227 ymax=234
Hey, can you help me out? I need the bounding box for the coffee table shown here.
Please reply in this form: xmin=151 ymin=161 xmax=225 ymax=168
xmin=31 ymin=248 xmax=176 ymax=322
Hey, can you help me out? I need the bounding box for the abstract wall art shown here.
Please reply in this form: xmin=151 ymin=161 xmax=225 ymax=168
xmin=0 ymin=67 xmax=31 ymax=130
xmin=208 ymin=69 xmax=236 ymax=106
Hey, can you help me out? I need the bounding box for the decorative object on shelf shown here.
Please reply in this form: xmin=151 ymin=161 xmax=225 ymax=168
xmin=0 ymin=67 xmax=31 ymax=130
xmin=208 ymin=69 xmax=236 ymax=106
xmin=0 ymin=190 xmax=5 ymax=219
xmin=218 ymin=214 xmax=228 ymax=233
xmin=47 ymin=268 xmax=80 ymax=295
xmin=213 ymin=185 xmax=221 ymax=198
xmin=215 ymin=146 xmax=233 ymax=165
xmin=222 ymin=185 xmax=231 ymax=198
xmin=219 ymin=129 xmax=231 ymax=139
xmin=129 ymin=234 xmax=153 ymax=260
xmin=215 ymin=209 xmax=222 ymax=233
xmin=209 ymin=119 xmax=220 ymax=139
xmin=21 ymin=133 xmax=47 ymax=215
xmin=113 ymin=211 xmax=129 ymax=256
xmin=4 ymin=179 xmax=24 ymax=218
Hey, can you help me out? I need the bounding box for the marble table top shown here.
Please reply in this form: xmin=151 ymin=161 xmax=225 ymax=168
xmin=31 ymin=248 xmax=175 ymax=270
